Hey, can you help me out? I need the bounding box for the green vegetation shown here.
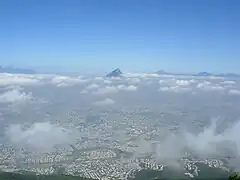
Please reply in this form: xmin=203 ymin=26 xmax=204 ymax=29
xmin=195 ymin=163 xmax=230 ymax=179
xmin=229 ymin=173 xmax=240 ymax=180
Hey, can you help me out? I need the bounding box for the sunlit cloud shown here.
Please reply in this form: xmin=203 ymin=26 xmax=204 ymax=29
xmin=126 ymin=78 xmax=141 ymax=84
xmin=158 ymin=78 xmax=194 ymax=93
xmin=196 ymin=81 xmax=225 ymax=91
xmin=158 ymin=86 xmax=191 ymax=93
xmin=94 ymin=77 xmax=104 ymax=81
xmin=221 ymin=81 xmax=236 ymax=85
xmin=159 ymin=79 xmax=195 ymax=87
xmin=229 ymin=89 xmax=240 ymax=95
xmin=80 ymin=89 xmax=89 ymax=94
xmin=0 ymin=73 xmax=41 ymax=86
xmin=108 ymin=77 xmax=122 ymax=80
xmin=93 ymin=86 xmax=118 ymax=95
xmin=92 ymin=84 xmax=138 ymax=95
xmin=123 ymin=73 xmax=160 ymax=78
xmin=93 ymin=98 xmax=116 ymax=106
xmin=103 ymin=79 xmax=112 ymax=84
xmin=117 ymin=84 xmax=138 ymax=91
xmin=175 ymin=80 xmax=191 ymax=86
xmin=5 ymin=122 xmax=77 ymax=152
xmin=86 ymin=83 xmax=100 ymax=90
xmin=51 ymin=75 xmax=88 ymax=87
xmin=134 ymin=119 xmax=240 ymax=170
xmin=0 ymin=89 xmax=33 ymax=103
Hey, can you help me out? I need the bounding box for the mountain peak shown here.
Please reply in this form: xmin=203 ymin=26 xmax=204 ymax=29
xmin=106 ymin=68 xmax=123 ymax=77
xmin=155 ymin=70 xmax=166 ymax=74
xmin=195 ymin=72 xmax=212 ymax=76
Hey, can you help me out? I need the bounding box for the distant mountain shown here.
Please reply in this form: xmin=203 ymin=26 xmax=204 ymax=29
xmin=195 ymin=72 xmax=240 ymax=78
xmin=155 ymin=70 xmax=166 ymax=74
xmin=194 ymin=72 xmax=213 ymax=77
xmin=0 ymin=66 xmax=36 ymax=74
xmin=155 ymin=70 xmax=189 ymax=76
xmin=217 ymin=73 xmax=240 ymax=78
xmin=106 ymin=68 xmax=123 ymax=77
xmin=155 ymin=70 xmax=240 ymax=78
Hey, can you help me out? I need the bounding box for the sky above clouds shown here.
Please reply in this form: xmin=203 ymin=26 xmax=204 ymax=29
xmin=0 ymin=0 xmax=240 ymax=73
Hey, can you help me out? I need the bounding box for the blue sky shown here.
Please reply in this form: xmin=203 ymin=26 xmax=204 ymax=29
xmin=0 ymin=0 xmax=239 ymax=73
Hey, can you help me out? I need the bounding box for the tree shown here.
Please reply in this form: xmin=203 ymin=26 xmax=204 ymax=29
xmin=229 ymin=173 xmax=240 ymax=180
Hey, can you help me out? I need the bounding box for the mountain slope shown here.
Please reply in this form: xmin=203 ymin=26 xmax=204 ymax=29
xmin=106 ymin=68 xmax=123 ymax=77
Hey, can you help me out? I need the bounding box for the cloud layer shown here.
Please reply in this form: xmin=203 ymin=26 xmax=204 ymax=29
xmin=1 ymin=72 xmax=240 ymax=96
xmin=134 ymin=119 xmax=240 ymax=171
xmin=0 ymin=89 xmax=33 ymax=103
xmin=5 ymin=122 xmax=76 ymax=152
xmin=93 ymin=98 xmax=116 ymax=106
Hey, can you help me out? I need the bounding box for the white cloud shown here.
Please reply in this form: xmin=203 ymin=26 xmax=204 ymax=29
xmin=159 ymin=80 xmax=165 ymax=84
xmin=5 ymin=122 xmax=76 ymax=152
xmin=229 ymin=89 xmax=240 ymax=95
xmin=51 ymin=75 xmax=87 ymax=87
xmin=92 ymin=84 xmax=138 ymax=95
xmin=143 ymin=73 xmax=161 ymax=78
xmin=103 ymin=80 xmax=112 ymax=84
xmin=51 ymin=76 xmax=72 ymax=84
xmin=159 ymin=79 xmax=195 ymax=87
xmin=93 ymin=86 xmax=118 ymax=95
xmin=86 ymin=83 xmax=100 ymax=90
xmin=93 ymin=98 xmax=116 ymax=106
xmin=94 ymin=77 xmax=104 ymax=81
xmin=158 ymin=78 xmax=194 ymax=93
xmin=158 ymin=86 xmax=191 ymax=93
xmin=212 ymin=86 xmax=225 ymax=91
xmin=126 ymin=85 xmax=138 ymax=91
xmin=208 ymin=76 xmax=225 ymax=80
xmin=158 ymin=87 xmax=170 ymax=92
xmin=109 ymin=77 xmax=122 ymax=80
xmin=223 ymin=84 xmax=234 ymax=89
xmin=116 ymin=84 xmax=127 ymax=90
xmin=56 ymin=82 xmax=70 ymax=87
xmin=0 ymin=89 xmax=33 ymax=103
xmin=128 ymin=78 xmax=141 ymax=84
xmin=117 ymin=84 xmax=138 ymax=91
xmin=196 ymin=81 xmax=225 ymax=91
xmin=134 ymin=119 xmax=240 ymax=170
xmin=221 ymin=81 xmax=236 ymax=85
xmin=143 ymin=80 xmax=153 ymax=85
xmin=3 ymin=85 xmax=23 ymax=91
xmin=124 ymin=73 xmax=160 ymax=78
xmin=0 ymin=73 xmax=40 ymax=86
xmin=196 ymin=81 xmax=211 ymax=88
xmin=201 ymin=85 xmax=224 ymax=91
xmin=158 ymin=79 xmax=175 ymax=86
xmin=80 ymin=89 xmax=88 ymax=94
xmin=175 ymin=80 xmax=191 ymax=86
xmin=189 ymin=79 xmax=196 ymax=83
